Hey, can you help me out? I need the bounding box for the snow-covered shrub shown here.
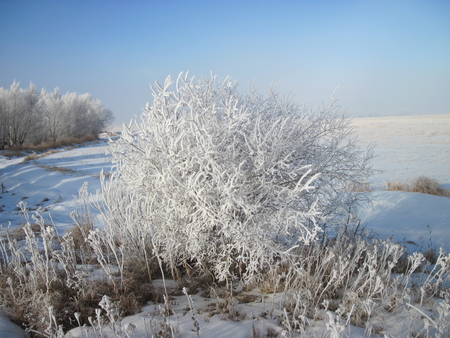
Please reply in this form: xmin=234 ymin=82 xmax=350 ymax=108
xmin=101 ymin=72 xmax=373 ymax=284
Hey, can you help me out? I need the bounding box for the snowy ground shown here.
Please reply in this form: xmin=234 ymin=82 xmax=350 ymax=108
xmin=352 ymin=115 xmax=450 ymax=253
xmin=0 ymin=114 xmax=449 ymax=337
xmin=351 ymin=114 xmax=450 ymax=189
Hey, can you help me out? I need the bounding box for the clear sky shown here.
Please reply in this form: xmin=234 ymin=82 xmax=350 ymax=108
xmin=1 ymin=0 xmax=449 ymax=126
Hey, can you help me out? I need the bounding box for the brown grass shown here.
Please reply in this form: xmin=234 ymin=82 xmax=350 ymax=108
xmin=64 ymin=223 xmax=95 ymax=264
xmin=384 ymin=176 xmax=450 ymax=197
xmin=36 ymin=164 xmax=77 ymax=174
xmin=2 ymin=134 xmax=99 ymax=158
xmin=348 ymin=181 xmax=372 ymax=193
xmin=24 ymin=134 xmax=99 ymax=152
xmin=11 ymin=223 xmax=44 ymax=241
xmin=0 ymin=220 xmax=151 ymax=335
xmin=384 ymin=181 xmax=409 ymax=192
xmin=1 ymin=149 xmax=23 ymax=158
xmin=22 ymin=149 xmax=62 ymax=163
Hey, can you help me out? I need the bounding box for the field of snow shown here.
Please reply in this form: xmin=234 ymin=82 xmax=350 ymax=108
xmin=352 ymin=115 xmax=450 ymax=253
xmin=351 ymin=114 xmax=450 ymax=189
xmin=0 ymin=139 xmax=112 ymax=233
xmin=0 ymin=114 xmax=449 ymax=337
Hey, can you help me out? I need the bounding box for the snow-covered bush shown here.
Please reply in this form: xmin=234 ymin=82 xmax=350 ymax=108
xmin=101 ymin=72 xmax=373 ymax=283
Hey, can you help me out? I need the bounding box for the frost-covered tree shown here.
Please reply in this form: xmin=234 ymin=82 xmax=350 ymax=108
xmin=38 ymin=87 xmax=65 ymax=143
xmin=100 ymin=72 xmax=373 ymax=283
xmin=62 ymin=92 xmax=113 ymax=139
xmin=0 ymin=81 xmax=40 ymax=147
xmin=0 ymin=88 xmax=8 ymax=149
xmin=0 ymin=81 xmax=114 ymax=147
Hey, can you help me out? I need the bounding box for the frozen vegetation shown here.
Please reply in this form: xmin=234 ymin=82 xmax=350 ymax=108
xmin=0 ymin=81 xmax=113 ymax=149
xmin=0 ymin=74 xmax=449 ymax=337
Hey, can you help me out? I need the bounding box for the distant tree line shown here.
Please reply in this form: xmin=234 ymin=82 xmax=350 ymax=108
xmin=0 ymin=81 xmax=114 ymax=149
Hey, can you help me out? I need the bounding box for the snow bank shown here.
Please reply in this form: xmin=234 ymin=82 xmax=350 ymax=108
xmin=358 ymin=190 xmax=450 ymax=253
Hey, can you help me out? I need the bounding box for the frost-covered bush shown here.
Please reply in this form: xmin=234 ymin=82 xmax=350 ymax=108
xmin=101 ymin=72 xmax=373 ymax=283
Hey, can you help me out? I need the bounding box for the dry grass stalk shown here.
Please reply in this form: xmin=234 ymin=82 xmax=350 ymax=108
xmin=22 ymin=149 xmax=61 ymax=163
xmin=3 ymin=134 xmax=99 ymax=159
xmin=384 ymin=176 xmax=450 ymax=197
xmin=348 ymin=181 xmax=372 ymax=192
xmin=409 ymin=176 xmax=450 ymax=197
xmin=36 ymin=164 xmax=76 ymax=174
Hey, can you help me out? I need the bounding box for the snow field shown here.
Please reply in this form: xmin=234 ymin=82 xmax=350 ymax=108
xmin=0 ymin=115 xmax=449 ymax=337
xmin=351 ymin=114 xmax=450 ymax=189
xmin=352 ymin=114 xmax=450 ymax=253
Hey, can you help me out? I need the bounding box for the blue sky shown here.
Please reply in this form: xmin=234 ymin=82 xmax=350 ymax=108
xmin=1 ymin=0 xmax=449 ymax=126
